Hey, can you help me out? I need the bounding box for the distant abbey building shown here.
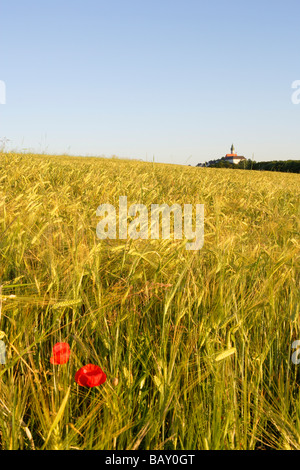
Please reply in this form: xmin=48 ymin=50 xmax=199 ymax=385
xmin=224 ymin=144 xmax=246 ymax=164
xmin=196 ymin=144 xmax=247 ymax=167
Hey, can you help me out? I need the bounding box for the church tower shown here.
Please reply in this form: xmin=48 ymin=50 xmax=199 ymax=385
xmin=224 ymin=143 xmax=246 ymax=164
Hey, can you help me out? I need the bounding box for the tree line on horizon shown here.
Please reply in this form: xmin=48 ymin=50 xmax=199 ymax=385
xmin=196 ymin=157 xmax=300 ymax=173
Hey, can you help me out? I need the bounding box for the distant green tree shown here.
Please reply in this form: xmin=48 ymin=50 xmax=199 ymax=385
xmin=196 ymin=158 xmax=300 ymax=173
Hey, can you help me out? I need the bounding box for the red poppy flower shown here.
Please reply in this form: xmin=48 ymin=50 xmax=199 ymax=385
xmin=50 ymin=342 xmax=71 ymax=364
xmin=75 ymin=364 xmax=107 ymax=387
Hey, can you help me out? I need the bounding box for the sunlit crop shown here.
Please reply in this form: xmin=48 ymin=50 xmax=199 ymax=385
xmin=0 ymin=151 xmax=299 ymax=450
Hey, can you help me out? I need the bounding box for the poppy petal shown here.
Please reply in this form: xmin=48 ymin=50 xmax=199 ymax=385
xmin=75 ymin=364 xmax=107 ymax=387
xmin=50 ymin=342 xmax=71 ymax=364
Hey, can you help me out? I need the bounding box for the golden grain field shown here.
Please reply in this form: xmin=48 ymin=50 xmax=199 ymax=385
xmin=0 ymin=151 xmax=299 ymax=450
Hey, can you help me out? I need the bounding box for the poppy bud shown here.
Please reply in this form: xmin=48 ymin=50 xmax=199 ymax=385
xmin=112 ymin=377 xmax=119 ymax=387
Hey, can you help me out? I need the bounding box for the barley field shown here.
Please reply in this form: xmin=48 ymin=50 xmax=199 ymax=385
xmin=0 ymin=151 xmax=299 ymax=450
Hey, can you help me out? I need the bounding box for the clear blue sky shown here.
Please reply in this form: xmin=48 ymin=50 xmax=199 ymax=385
xmin=1 ymin=0 xmax=300 ymax=165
